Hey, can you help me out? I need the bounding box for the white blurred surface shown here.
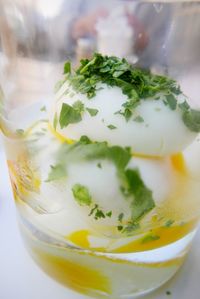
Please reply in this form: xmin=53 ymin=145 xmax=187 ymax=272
xmin=0 ymin=141 xmax=200 ymax=299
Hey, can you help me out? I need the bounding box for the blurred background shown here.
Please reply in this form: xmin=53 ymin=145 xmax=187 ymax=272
xmin=0 ymin=0 xmax=200 ymax=69
xmin=0 ymin=0 xmax=200 ymax=127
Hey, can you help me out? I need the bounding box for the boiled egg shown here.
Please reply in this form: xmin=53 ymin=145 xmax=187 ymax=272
xmin=50 ymin=81 xmax=197 ymax=156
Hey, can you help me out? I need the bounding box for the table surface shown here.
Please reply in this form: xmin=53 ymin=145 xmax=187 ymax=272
xmin=0 ymin=142 xmax=200 ymax=299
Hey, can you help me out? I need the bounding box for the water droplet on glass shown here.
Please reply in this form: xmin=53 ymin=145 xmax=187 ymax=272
xmin=153 ymin=3 xmax=163 ymax=13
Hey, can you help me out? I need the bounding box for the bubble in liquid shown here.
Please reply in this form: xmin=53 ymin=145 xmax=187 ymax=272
xmin=153 ymin=3 xmax=163 ymax=13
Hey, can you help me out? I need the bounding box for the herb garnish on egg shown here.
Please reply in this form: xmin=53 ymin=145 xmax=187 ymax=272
xmin=86 ymin=107 xmax=99 ymax=117
xmin=59 ymin=101 xmax=84 ymax=128
xmin=72 ymin=184 xmax=92 ymax=206
xmin=46 ymin=136 xmax=156 ymax=230
xmin=61 ymin=53 xmax=200 ymax=133
xmin=88 ymin=204 xmax=112 ymax=220
xmin=107 ymin=124 xmax=117 ymax=130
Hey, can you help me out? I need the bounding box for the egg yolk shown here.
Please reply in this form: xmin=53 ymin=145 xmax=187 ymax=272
xmin=31 ymin=248 xmax=111 ymax=296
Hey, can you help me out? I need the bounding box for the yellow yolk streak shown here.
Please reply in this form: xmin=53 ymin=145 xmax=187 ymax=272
xmin=113 ymin=220 xmax=197 ymax=253
xmin=66 ymin=218 xmax=197 ymax=254
xmin=48 ymin=123 xmax=74 ymax=144
xmin=171 ymin=152 xmax=186 ymax=174
xmin=67 ymin=230 xmax=106 ymax=252
xmin=68 ymin=230 xmax=90 ymax=248
xmin=31 ymin=249 xmax=111 ymax=296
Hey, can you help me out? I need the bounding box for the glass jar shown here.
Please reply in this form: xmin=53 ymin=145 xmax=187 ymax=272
xmin=0 ymin=1 xmax=200 ymax=298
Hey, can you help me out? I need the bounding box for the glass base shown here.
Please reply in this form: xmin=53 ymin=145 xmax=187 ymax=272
xmin=18 ymin=215 xmax=195 ymax=299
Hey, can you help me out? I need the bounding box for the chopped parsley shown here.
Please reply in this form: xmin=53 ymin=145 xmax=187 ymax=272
xmin=178 ymin=100 xmax=190 ymax=111
xmin=122 ymin=222 xmax=140 ymax=234
xmin=46 ymin=164 xmax=67 ymax=182
xmin=40 ymin=106 xmax=46 ymax=112
xmin=51 ymin=136 xmax=155 ymax=231
xmin=118 ymin=213 xmax=124 ymax=222
xmin=72 ymin=184 xmax=92 ymax=206
xmin=16 ymin=129 xmax=24 ymax=136
xmin=133 ymin=116 xmax=144 ymax=123
xmin=106 ymin=211 xmax=112 ymax=217
xmin=97 ymin=162 xmax=102 ymax=169
xmin=182 ymin=109 xmax=200 ymax=132
xmin=164 ymin=94 xmax=177 ymax=110
xmin=164 ymin=219 xmax=174 ymax=227
xmin=123 ymin=169 xmax=155 ymax=222
xmin=94 ymin=209 xmax=106 ymax=220
xmin=59 ymin=101 xmax=84 ymax=128
xmin=63 ymin=61 xmax=71 ymax=74
xmin=73 ymin=100 xmax=84 ymax=113
xmin=57 ymin=53 xmax=200 ymax=132
xmin=141 ymin=234 xmax=160 ymax=244
xmin=107 ymin=124 xmax=117 ymax=130
xmin=117 ymin=226 xmax=123 ymax=231
xmin=86 ymin=107 xmax=99 ymax=116
xmin=88 ymin=204 xmax=112 ymax=220
xmin=166 ymin=291 xmax=171 ymax=296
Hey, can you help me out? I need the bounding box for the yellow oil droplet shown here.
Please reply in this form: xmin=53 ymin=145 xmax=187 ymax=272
xmin=113 ymin=220 xmax=197 ymax=253
xmin=68 ymin=230 xmax=90 ymax=249
xmin=48 ymin=123 xmax=74 ymax=144
xmin=32 ymin=249 xmax=111 ymax=296
xmin=171 ymin=153 xmax=186 ymax=174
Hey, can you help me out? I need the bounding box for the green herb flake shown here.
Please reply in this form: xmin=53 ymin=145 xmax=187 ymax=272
xmin=166 ymin=291 xmax=171 ymax=296
xmin=86 ymin=107 xmax=99 ymax=116
xmin=40 ymin=106 xmax=46 ymax=112
xmin=123 ymin=222 xmax=140 ymax=234
xmin=58 ymin=53 xmax=200 ymax=132
xmin=94 ymin=209 xmax=105 ymax=220
xmin=88 ymin=204 xmax=112 ymax=220
xmin=67 ymin=53 xmax=181 ymax=117
xmin=141 ymin=234 xmax=160 ymax=244
xmin=164 ymin=94 xmax=177 ymax=110
xmin=46 ymin=164 xmax=66 ymax=182
xmin=133 ymin=116 xmax=144 ymax=123
xmin=118 ymin=213 xmax=124 ymax=223
xmin=97 ymin=163 xmax=102 ymax=169
xmin=72 ymin=184 xmax=92 ymax=206
xmin=54 ymin=136 xmax=154 ymax=230
xmin=106 ymin=211 xmax=112 ymax=218
xmin=120 ymin=186 xmax=130 ymax=197
xmin=182 ymin=109 xmax=200 ymax=132
xmin=16 ymin=129 xmax=24 ymax=136
xmin=59 ymin=102 xmax=83 ymax=129
xmin=73 ymin=100 xmax=85 ymax=113
xmin=117 ymin=226 xmax=123 ymax=231
xmin=89 ymin=204 xmax=98 ymax=216
xmin=164 ymin=219 xmax=174 ymax=228
xmin=107 ymin=124 xmax=117 ymax=130
xmin=178 ymin=100 xmax=190 ymax=112
xmin=124 ymin=169 xmax=156 ymax=223
xmin=63 ymin=61 xmax=71 ymax=74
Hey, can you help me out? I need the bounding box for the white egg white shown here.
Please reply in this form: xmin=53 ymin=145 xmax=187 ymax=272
xmin=183 ymin=135 xmax=200 ymax=179
xmin=58 ymin=156 xmax=174 ymax=236
xmin=50 ymin=82 xmax=197 ymax=156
